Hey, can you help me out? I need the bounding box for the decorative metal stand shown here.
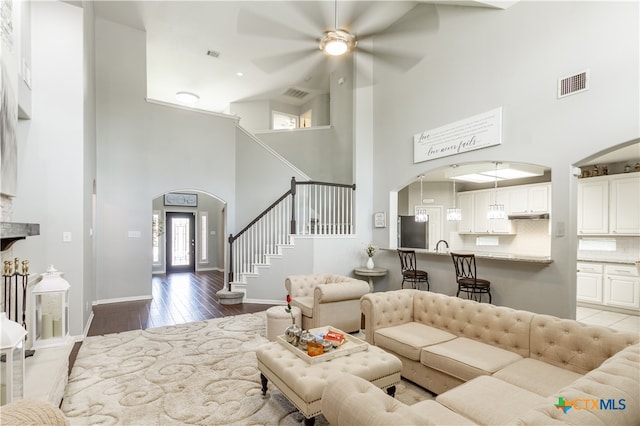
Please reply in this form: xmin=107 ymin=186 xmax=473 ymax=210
xmin=2 ymin=258 xmax=35 ymax=358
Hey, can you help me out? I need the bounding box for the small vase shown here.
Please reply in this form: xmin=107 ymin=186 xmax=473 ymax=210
xmin=366 ymin=257 xmax=374 ymax=270
xmin=284 ymin=320 xmax=302 ymax=346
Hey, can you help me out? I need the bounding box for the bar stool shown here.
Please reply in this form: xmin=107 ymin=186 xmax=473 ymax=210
xmin=450 ymin=252 xmax=492 ymax=303
xmin=397 ymin=249 xmax=430 ymax=291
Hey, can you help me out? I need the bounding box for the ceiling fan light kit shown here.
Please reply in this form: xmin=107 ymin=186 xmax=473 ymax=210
xmin=319 ymin=29 xmax=356 ymax=56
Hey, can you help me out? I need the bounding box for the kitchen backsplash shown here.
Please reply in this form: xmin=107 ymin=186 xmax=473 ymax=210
xmin=450 ymin=220 xmax=551 ymax=257
xmin=578 ymin=236 xmax=640 ymax=263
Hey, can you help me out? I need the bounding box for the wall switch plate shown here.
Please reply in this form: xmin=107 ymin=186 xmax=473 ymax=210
xmin=63 ymin=232 xmax=72 ymax=242
xmin=555 ymin=221 xmax=565 ymax=237
xmin=128 ymin=231 xmax=141 ymax=238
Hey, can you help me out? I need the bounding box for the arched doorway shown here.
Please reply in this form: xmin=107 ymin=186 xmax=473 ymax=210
xmin=151 ymin=190 xmax=226 ymax=275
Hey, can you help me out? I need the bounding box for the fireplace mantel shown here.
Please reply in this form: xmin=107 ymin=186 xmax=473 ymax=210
xmin=1 ymin=222 xmax=40 ymax=251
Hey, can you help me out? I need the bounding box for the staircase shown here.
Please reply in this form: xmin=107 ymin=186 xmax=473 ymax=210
xmin=224 ymin=177 xmax=356 ymax=302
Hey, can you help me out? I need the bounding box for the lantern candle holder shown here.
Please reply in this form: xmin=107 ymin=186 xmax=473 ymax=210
xmin=31 ymin=266 xmax=71 ymax=349
xmin=0 ymin=312 xmax=27 ymax=405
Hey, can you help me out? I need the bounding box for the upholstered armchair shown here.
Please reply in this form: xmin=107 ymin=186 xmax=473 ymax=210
xmin=284 ymin=274 xmax=370 ymax=333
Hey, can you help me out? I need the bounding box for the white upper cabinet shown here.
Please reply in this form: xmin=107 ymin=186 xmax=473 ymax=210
xmin=458 ymin=189 xmax=512 ymax=234
xmin=610 ymin=173 xmax=640 ymax=234
xmin=509 ymin=183 xmax=550 ymax=214
xmin=577 ymin=177 xmax=609 ymax=234
xmin=577 ymin=172 xmax=639 ymax=235
xmin=457 ymin=192 xmax=474 ymax=233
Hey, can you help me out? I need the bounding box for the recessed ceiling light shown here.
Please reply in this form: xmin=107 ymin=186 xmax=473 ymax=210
xmin=175 ymin=91 xmax=199 ymax=104
xmin=236 ymin=72 xmax=244 ymax=77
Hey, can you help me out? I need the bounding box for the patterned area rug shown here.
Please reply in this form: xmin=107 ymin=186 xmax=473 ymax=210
xmin=62 ymin=312 xmax=432 ymax=425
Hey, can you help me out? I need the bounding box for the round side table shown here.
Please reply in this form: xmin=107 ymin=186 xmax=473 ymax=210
xmin=354 ymin=267 xmax=388 ymax=292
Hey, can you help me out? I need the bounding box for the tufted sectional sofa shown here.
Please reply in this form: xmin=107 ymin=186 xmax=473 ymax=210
xmin=321 ymin=289 xmax=640 ymax=425
xmin=285 ymin=274 xmax=370 ymax=333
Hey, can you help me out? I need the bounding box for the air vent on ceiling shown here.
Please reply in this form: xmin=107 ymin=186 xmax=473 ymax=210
xmin=206 ymin=50 xmax=220 ymax=58
xmin=282 ymin=88 xmax=309 ymax=99
xmin=558 ymin=70 xmax=589 ymax=98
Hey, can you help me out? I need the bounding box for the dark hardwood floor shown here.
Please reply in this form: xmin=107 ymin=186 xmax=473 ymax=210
xmin=69 ymin=270 xmax=275 ymax=373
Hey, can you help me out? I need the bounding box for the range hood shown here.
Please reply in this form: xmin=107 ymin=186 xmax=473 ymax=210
xmin=1 ymin=222 xmax=41 ymax=251
xmin=507 ymin=213 xmax=550 ymax=220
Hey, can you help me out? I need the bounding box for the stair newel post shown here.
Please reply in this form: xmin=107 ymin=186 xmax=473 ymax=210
xmin=290 ymin=176 xmax=297 ymax=235
xmin=227 ymin=234 xmax=234 ymax=290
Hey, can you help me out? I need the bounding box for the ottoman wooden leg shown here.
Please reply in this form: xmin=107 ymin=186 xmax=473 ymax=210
xmin=386 ymin=385 xmax=396 ymax=398
xmin=260 ymin=373 xmax=268 ymax=395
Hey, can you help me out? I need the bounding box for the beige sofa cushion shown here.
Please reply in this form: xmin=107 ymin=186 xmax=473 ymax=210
xmin=437 ymin=375 xmax=546 ymax=425
xmin=410 ymin=400 xmax=477 ymax=425
xmin=493 ymin=358 xmax=584 ymax=396
xmin=290 ymin=296 xmax=313 ymax=318
xmin=421 ymin=337 xmax=523 ymax=381
xmin=529 ymin=314 xmax=639 ymax=374
xmin=413 ymin=291 xmax=534 ymax=358
xmin=375 ymin=322 xmax=457 ymax=361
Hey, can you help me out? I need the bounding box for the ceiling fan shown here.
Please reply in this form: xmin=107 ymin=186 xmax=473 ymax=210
xmin=237 ymin=1 xmax=437 ymax=75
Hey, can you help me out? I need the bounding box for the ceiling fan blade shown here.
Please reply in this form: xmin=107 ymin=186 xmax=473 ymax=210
xmin=356 ymin=45 xmax=425 ymax=72
xmin=237 ymin=9 xmax=317 ymax=42
xmin=357 ymin=3 xmax=438 ymax=42
xmin=252 ymin=48 xmax=320 ymax=74
xmin=289 ymin=1 xmax=331 ymax=34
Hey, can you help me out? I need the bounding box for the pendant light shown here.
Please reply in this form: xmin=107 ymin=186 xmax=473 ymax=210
xmin=487 ymin=161 xmax=505 ymax=220
xmin=447 ymin=166 xmax=462 ymax=221
xmin=415 ymin=175 xmax=428 ymax=223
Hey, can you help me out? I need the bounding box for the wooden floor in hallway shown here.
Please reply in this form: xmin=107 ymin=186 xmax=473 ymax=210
xmin=70 ymin=270 xmax=276 ymax=372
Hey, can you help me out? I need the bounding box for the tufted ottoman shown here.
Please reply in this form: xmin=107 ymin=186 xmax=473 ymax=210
xmin=256 ymin=341 xmax=401 ymax=425
xmin=265 ymin=306 xmax=302 ymax=341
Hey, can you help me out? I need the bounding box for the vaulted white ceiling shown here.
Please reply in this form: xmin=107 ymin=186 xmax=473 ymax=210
xmin=93 ymin=1 xmax=517 ymax=114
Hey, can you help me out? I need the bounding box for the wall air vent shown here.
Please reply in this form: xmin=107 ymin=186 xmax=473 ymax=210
xmin=283 ymin=88 xmax=309 ymax=99
xmin=558 ymin=70 xmax=589 ymax=98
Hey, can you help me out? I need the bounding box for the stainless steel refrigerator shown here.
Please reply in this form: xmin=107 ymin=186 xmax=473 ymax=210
xmin=398 ymin=216 xmax=428 ymax=249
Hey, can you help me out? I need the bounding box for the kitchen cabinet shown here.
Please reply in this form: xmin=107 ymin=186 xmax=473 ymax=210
xmin=457 ymin=192 xmax=474 ymax=233
xmin=458 ymin=190 xmax=512 ymax=234
xmin=577 ymin=262 xmax=639 ymax=310
xmin=576 ymin=262 xmax=603 ymax=303
xmin=610 ymin=173 xmax=640 ymax=234
xmin=577 ymin=172 xmax=639 ymax=235
xmin=604 ymin=264 xmax=640 ymax=309
xmin=577 ymin=177 xmax=609 ymax=234
xmin=509 ymin=183 xmax=550 ymax=214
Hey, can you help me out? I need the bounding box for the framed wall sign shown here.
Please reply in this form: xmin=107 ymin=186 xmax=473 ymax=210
xmin=374 ymin=212 xmax=387 ymax=228
xmin=164 ymin=193 xmax=198 ymax=207
xmin=413 ymin=107 xmax=502 ymax=163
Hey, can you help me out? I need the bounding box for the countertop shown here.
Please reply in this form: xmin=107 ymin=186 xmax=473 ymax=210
xmin=386 ymin=248 xmax=553 ymax=264
xmin=577 ymin=258 xmax=639 ymax=265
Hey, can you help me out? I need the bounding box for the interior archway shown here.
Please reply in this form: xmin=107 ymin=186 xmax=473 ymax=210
xmin=151 ymin=190 xmax=227 ymax=275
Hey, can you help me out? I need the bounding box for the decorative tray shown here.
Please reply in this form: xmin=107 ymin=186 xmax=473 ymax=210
xmin=276 ymin=326 xmax=369 ymax=364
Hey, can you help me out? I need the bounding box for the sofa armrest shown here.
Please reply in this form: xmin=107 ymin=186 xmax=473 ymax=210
xmin=314 ymin=280 xmax=370 ymax=304
xmin=0 ymin=399 xmax=69 ymax=426
xmin=360 ymin=289 xmax=418 ymax=344
xmin=321 ymin=374 xmax=427 ymax=425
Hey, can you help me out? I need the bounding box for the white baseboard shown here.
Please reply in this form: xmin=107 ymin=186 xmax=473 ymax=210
xmin=243 ymin=298 xmax=286 ymax=305
xmin=80 ymin=310 xmax=94 ymax=340
xmin=93 ymin=295 xmax=153 ymax=305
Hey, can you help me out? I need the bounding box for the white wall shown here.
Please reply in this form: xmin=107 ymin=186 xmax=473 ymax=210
xmin=367 ymin=1 xmax=640 ymax=318
xmin=94 ymin=18 xmax=238 ymax=302
xmin=12 ymin=1 xmax=86 ymax=336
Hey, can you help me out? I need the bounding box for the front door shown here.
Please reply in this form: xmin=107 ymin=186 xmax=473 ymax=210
xmin=166 ymin=212 xmax=196 ymax=273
